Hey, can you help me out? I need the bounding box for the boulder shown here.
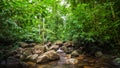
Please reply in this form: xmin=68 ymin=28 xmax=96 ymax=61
xmin=36 ymin=50 xmax=60 ymax=63
xmin=54 ymin=40 xmax=63 ymax=46
xmin=32 ymin=45 xmax=46 ymax=54
xmin=63 ymin=41 xmax=74 ymax=47
xmin=26 ymin=54 xmax=39 ymax=62
xmin=14 ymin=48 xmax=32 ymax=60
xmin=71 ymin=50 xmax=79 ymax=57
xmin=45 ymin=42 xmax=52 ymax=47
xmin=36 ymin=54 xmax=49 ymax=63
xmin=113 ymin=58 xmax=120 ymax=64
xmin=44 ymin=45 xmax=49 ymax=51
xmin=26 ymin=62 xmax=37 ymax=68
xmin=22 ymin=48 xmax=33 ymax=60
xmin=67 ymin=47 xmax=74 ymax=54
xmin=16 ymin=47 xmax=24 ymax=53
xmin=49 ymin=44 xmax=59 ymax=51
xmin=113 ymin=58 xmax=120 ymax=67
xmin=95 ymin=51 xmax=103 ymax=57
xmin=23 ymin=48 xmax=32 ymax=56
xmin=61 ymin=46 xmax=74 ymax=54
xmin=61 ymin=46 xmax=68 ymax=53
xmin=66 ymin=58 xmax=78 ymax=64
xmin=44 ymin=42 xmax=52 ymax=51
xmin=56 ymin=48 xmax=64 ymax=53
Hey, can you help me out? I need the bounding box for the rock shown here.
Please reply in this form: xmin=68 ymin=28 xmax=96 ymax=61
xmin=44 ymin=42 xmax=52 ymax=51
xmin=77 ymin=55 xmax=86 ymax=60
xmin=67 ymin=47 xmax=74 ymax=54
xmin=44 ymin=45 xmax=49 ymax=51
xmin=36 ymin=50 xmax=60 ymax=63
xmin=23 ymin=48 xmax=32 ymax=56
xmin=54 ymin=40 xmax=63 ymax=46
xmin=95 ymin=51 xmax=103 ymax=57
xmin=84 ymin=66 xmax=92 ymax=68
xmin=18 ymin=42 xmax=29 ymax=48
xmin=16 ymin=47 xmax=24 ymax=54
xmin=61 ymin=46 xmax=74 ymax=54
xmin=0 ymin=57 xmax=28 ymax=68
xmin=56 ymin=48 xmax=64 ymax=53
xmin=45 ymin=42 xmax=52 ymax=47
xmin=18 ymin=42 xmax=36 ymax=48
xmin=21 ymin=48 xmax=32 ymax=60
xmin=14 ymin=47 xmax=32 ymax=60
xmin=26 ymin=62 xmax=37 ymax=68
xmin=63 ymin=41 xmax=74 ymax=47
xmin=66 ymin=54 xmax=71 ymax=59
xmin=113 ymin=58 xmax=120 ymax=66
xmin=36 ymin=54 xmax=49 ymax=63
xmin=71 ymin=50 xmax=79 ymax=58
xmin=61 ymin=46 xmax=68 ymax=53
xmin=66 ymin=58 xmax=78 ymax=64
xmin=33 ymin=45 xmax=45 ymax=54
xmin=26 ymin=54 xmax=39 ymax=62
xmin=49 ymin=44 xmax=59 ymax=51
xmin=28 ymin=43 xmax=36 ymax=47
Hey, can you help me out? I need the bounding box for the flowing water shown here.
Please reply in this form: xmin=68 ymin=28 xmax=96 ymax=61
xmin=27 ymin=50 xmax=117 ymax=68
xmin=0 ymin=49 xmax=118 ymax=68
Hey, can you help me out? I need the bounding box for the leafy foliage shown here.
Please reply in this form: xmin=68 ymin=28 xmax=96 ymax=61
xmin=0 ymin=0 xmax=120 ymax=55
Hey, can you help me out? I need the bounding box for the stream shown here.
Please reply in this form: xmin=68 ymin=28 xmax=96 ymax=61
xmin=0 ymin=44 xmax=119 ymax=68
xmin=26 ymin=49 xmax=117 ymax=68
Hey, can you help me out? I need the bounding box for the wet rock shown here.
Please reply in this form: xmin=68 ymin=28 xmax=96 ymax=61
xmin=14 ymin=48 xmax=25 ymax=59
xmin=19 ymin=54 xmax=26 ymax=60
xmin=95 ymin=51 xmax=103 ymax=57
xmin=0 ymin=57 xmax=28 ymax=68
xmin=61 ymin=46 xmax=68 ymax=53
xmin=45 ymin=42 xmax=52 ymax=47
xmin=63 ymin=41 xmax=74 ymax=47
xmin=57 ymin=48 xmax=64 ymax=53
xmin=49 ymin=44 xmax=59 ymax=51
xmin=61 ymin=46 xmax=74 ymax=54
xmin=77 ymin=47 xmax=83 ymax=54
xmin=16 ymin=47 xmax=24 ymax=54
xmin=88 ymin=59 xmax=96 ymax=63
xmin=54 ymin=40 xmax=63 ymax=46
xmin=77 ymin=55 xmax=86 ymax=60
xmin=33 ymin=45 xmax=45 ymax=54
xmin=113 ymin=58 xmax=120 ymax=64
xmin=16 ymin=48 xmax=32 ymax=60
xmin=84 ymin=66 xmax=92 ymax=68
xmin=36 ymin=50 xmax=60 ymax=63
xmin=27 ymin=54 xmax=39 ymax=62
xmin=26 ymin=62 xmax=37 ymax=68
xmin=23 ymin=48 xmax=32 ymax=56
xmin=67 ymin=47 xmax=74 ymax=54
xmin=36 ymin=54 xmax=49 ymax=63
xmin=44 ymin=42 xmax=52 ymax=51
xmin=18 ymin=48 xmax=32 ymax=60
xmin=66 ymin=58 xmax=78 ymax=64
xmin=71 ymin=50 xmax=79 ymax=58
xmin=113 ymin=58 xmax=120 ymax=67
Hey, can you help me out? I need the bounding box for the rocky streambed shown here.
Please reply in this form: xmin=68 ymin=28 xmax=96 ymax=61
xmin=0 ymin=41 xmax=120 ymax=68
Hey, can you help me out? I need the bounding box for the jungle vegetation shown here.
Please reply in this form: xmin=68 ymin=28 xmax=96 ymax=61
xmin=0 ymin=0 xmax=120 ymax=56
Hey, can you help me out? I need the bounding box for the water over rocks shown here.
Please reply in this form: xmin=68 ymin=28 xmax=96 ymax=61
xmin=0 ymin=41 xmax=119 ymax=68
